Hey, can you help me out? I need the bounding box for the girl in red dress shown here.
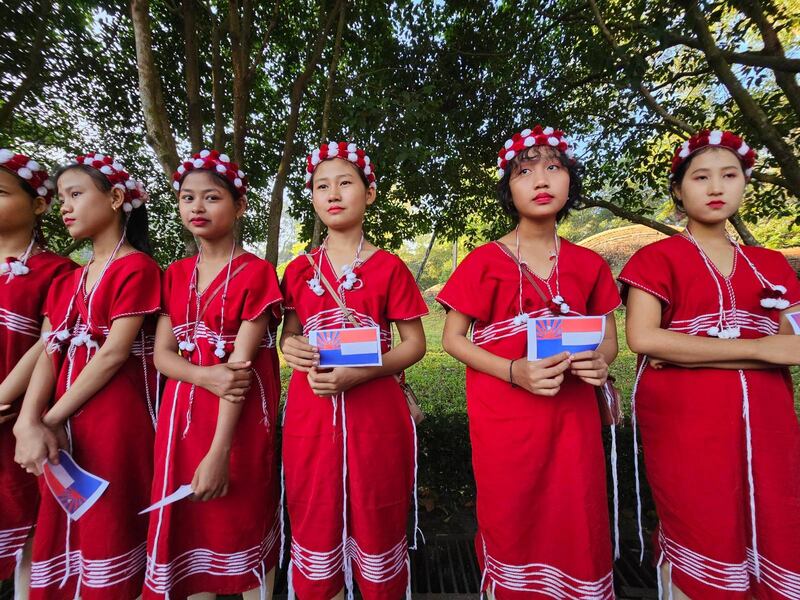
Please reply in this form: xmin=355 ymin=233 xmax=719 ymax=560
xmin=0 ymin=151 xmax=76 ymax=596
xmin=144 ymin=150 xmax=283 ymax=600
xmin=620 ymin=130 xmax=800 ymax=599
xmin=13 ymin=153 xmax=160 ymax=599
xmin=438 ymin=126 xmax=621 ymax=599
xmin=280 ymin=142 xmax=427 ymax=600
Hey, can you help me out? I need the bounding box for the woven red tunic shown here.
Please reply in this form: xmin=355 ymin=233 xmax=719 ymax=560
xmin=144 ymin=252 xmax=283 ymax=600
xmin=0 ymin=251 xmax=76 ymax=579
xmin=620 ymin=235 xmax=800 ymax=599
xmin=29 ymin=251 xmax=160 ymax=599
xmin=436 ymin=240 xmax=621 ymax=600
xmin=281 ymin=248 xmax=428 ymax=600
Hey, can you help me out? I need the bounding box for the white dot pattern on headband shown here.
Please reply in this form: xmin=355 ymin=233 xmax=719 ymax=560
xmin=17 ymin=167 xmax=32 ymax=179
xmin=0 ymin=149 xmax=13 ymax=163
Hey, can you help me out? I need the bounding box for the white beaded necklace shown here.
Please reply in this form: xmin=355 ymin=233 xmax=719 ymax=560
xmin=513 ymin=225 xmax=569 ymax=326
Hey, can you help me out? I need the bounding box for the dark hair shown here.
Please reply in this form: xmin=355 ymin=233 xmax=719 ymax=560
xmin=309 ymin=157 xmax=370 ymax=191
xmin=54 ymin=164 xmax=152 ymax=255
xmin=669 ymin=146 xmax=747 ymax=212
xmin=496 ymin=146 xmax=584 ymax=222
xmin=178 ymin=169 xmax=244 ymax=202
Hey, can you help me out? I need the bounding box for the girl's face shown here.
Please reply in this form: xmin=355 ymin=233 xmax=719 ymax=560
xmin=58 ymin=168 xmax=123 ymax=240
xmin=674 ymin=147 xmax=746 ymax=224
xmin=508 ymin=148 xmax=570 ymax=221
xmin=0 ymin=168 xmax=46 ymax=236
xmin=178 ymin=170 xmax=245 ymax=241
xmin=311 ymin=158 xmax=375 ymax=230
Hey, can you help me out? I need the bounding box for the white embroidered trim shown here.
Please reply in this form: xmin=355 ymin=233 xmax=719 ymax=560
xmin=302 ymin=308 xmax=390 ymax=343
xmin=0 ymin=308 xmax=40 ymax=338
xmin=290 ymin=537 xmax=408 ymax=585
xmin=668 ymin=310 xmax=778 ymax=336
xmin=172 ymin=321 xmax=276 ymax=349
xmin=471 ymin=308 xmax=551 ymax=346
xmin=0 ymin=525 xmax=32 ymax=560
xmin=30 ymin=542 xmax=146 ymax=589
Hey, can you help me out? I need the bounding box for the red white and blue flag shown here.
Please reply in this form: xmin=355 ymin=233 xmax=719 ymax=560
xmin=527 ymin=316 xmax=606 ymax=360
xmin=42 ymin=450 xmax=109 ymax=520
xmin=787 ymin=311 xmax=800 ymax=335
xmin=309 ymin=326 xmax=382 ymax=367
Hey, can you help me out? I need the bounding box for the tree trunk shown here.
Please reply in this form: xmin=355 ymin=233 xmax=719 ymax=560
xmin=581 ymin=198 xmax=681 ymax=237
xmin=735 ymin=0 xmax=800 ymax=122
xmin=451 ymin=240 xmax=458 ymax=273
xmin=728 ymin=212 xmax=760 ymax=246
xmin=685 ymin=2 xmax=800 ymax=198
xmin=0 ymin=0 xmax=50 ymax=131
xmin=415 ymin=229 xmax=437 ymax=283
xmin=130 ymin=0 xmax=180 ymax=178
xmin=181 ymin=0 xmax=203 ymax=153
xmin=228 ymin=0 xmax=252 ymax=165
xmin=211 ymin=16 xmax=226 ymax=151
xmin=264 ymin=0 xmax=343 ymax=264
xmin=311 ymin=0 xmax=347 ymax=249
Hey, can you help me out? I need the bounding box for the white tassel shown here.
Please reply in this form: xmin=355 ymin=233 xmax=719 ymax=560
xmin=739 ymin=370 xmax=760 ymax=581
xmin=610 ymin=418 xmax=620 ymax=560
xmin=632 ymin=358 xmax=648 ymax=563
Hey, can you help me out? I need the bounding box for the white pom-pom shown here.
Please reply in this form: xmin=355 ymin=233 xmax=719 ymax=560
xmin=709 ymin=130 xmax=723 ymax=145
xmin=347 ymin=143 xmax=357 ymax=152
xmin=707 ymin=326 xmax=720 ymax=337
xmin=504 ymin=150 xmax=515 ymax=161
xmin=738 ymin=142 xmax=749 ymax=156
xmin=0 ymin=149 xmax=13 ymax=163
xmin=547 ymin=136 xmax=559 ymax=146
xmin=56 ymin=329 xmax=71 ymax=341
xmin=348 ymin=152 xmax=358 ymax=162
xmin=93 ymin=154 xmax=105 ymax=163
xmin=17 ymin=167 xmax=32 ymax=179
xmin=234 ymin=177 xmax=242 ymax=187
xmin=560 ymin=303 xmax=570 ymax=314
xmin=112 ymin=162 xmax=124 ymax=172
xmin=543 ymin=126 xmax=554 ymax=135
xmin=177 ymin=165 xmax=186 ymax=175
xmin=679 ymin=148 xmax=690 ymax=158
xmin=312 ymin=149 xmax=321 ymax=160
xmin=122 ymin=202 xmax=133 ymax=213
xmin=497 ymin=157 xmax=504 ymax=167
xmin=125 ymin=179 xmax=136 ymax=189
xmin=37 ymin=186 xmax=48 ymax=196
xmin=497 ymin=168 xmax=505 ymax=178
xmin=761 ymin=297 xmax=778 ymax=308
xmin=553 ymin=295 xmax=563 ymax=304
xmin=131 ymin=198 xmax=143 ymax=209
xmin=342 ymin=264 xmax=352 ymax=273
xmin=745 ymin=168 xmax=753 ymax=177
xmin=219 ymin=153 xmax=230 ymax=163
xmin=214 ymin=348 xmax=226 ymax=358
xmin=775 ymin=299 xmax=790 ymax=310
xmin=513 ymin=315 xmax=523 ymax=326
xmin=113 ymin=182 xmax=126 ymax=191
xmin=200 ymin=149 xmax=210 ymax=158
xmin=305 ymin=172 xmax=312 ymax=183
xmin=44 ymin=179 xmax=54 ymax=190
xmin=311 ymin=155 xmax=320 ymax=166
xmin=504 ymin=139 xmax=513 ymax=150
xmin=342 ymin=281 xmax=353 ymax=290
xmin=774 ymin=285 xmax=787 ymax=294
xmin=215 ymin=164 xmax=226 ymax=173
xmin=193 ymin=158 xmax=204 ymax=168
xmin=186 ymin=341 xmax=196 ymax=352
xmin=173 ymin=181 xmax=180 ymax=191
xmin=363 ymin=165 xmax=372 ymax=175
xmin=520 ymin=128 xmax=532 ymax=137
xmin=523 ymin=136 xmax=535 ymax=147
xmin=363 ymin=156 xmax=370 ymax=165
xmin=26 ymin=160 xmax=40 ymax=171
xmin=237 ymin=170 xmax=244 ymax=178
xmin=328 ymin=142 xmax=339 ymax=155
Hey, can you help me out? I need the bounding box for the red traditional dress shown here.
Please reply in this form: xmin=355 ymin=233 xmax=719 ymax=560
xmin=0 ymin=250 xmax=76 ymax=580
xmin=281 ymin=248 xmax=428 ymax=600
xmin=144 ymin=251 xmax=283 ymax=600
xmin=619 ymin=234 xmax=800 ymax=599
xmin=29 ymin=250 xmax=160 ymax=599
xmin=436 ymin=239 xmax=621 ymax=600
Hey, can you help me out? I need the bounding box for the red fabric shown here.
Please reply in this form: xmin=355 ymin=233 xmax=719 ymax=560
xmin=281 ymin=248 xmax=427 ymax=600
xmin=436 ymin=240 xmax=620 ymax=600
xmin=0 ymin=251 xmax=76 ymax=579
xmin=620 ymin=235 xmax=800 ymax=599
xmin=144 ymin=252 xmax=282 ymax=600
xmin=30 ymin=252 xmax=160 ymax=599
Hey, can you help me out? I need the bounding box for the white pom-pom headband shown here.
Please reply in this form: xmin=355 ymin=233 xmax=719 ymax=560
xmin=670 ymin=129 xmax=757 ymax=178
xmin=496 ymin=125 xmax=575 ymax=178
xmin=71 ymin=153 xmax=148 ymax=213
xmin=0 ymin=149 xmax=55 ymax=204
xmin=305 ymin=141 xmax=377 ymax=189
xmin=172 ymin=149 xmax=248 ymax=198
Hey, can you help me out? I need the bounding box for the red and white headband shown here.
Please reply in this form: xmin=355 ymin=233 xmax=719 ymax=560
xmin=671 ymin=129 xmax=756 ymax=178
xmin=72 ymin=153 xmax=147 ymax=213
xmin=0 ymin=149 xmax=55 ymax=204
xmin=305 ymin=142 xmax=376 ymax=189
xmin=173 ymin=150 xmax=248 ymax=197
xmin=496 ymin=125 xmax=575 ymax=178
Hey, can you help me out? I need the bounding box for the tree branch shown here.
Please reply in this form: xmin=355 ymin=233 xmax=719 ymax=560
xmin=182 ymin=0 xmax=203 ymax=152
xmin=248 ymin=0 xmax=281 ymax=83
xmin=580 ymin=197 xmax=681 ymax=237
xmin=0 ymin=0 xmax=50 ymax=131
xmin=659 ymin=31 xmax=800 ymax=72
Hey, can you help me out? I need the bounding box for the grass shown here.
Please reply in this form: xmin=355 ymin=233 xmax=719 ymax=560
xmin=279 ymin=303 xmax=800 ymax=538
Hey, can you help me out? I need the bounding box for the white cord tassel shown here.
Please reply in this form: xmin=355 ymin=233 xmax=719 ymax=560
xmin=609 ymin=414 xmax=620 ymax=561
xmin=631 ymin=357 xmax=648 ymax=563
xmin=739 ymin=370 xmax=760 ymax=581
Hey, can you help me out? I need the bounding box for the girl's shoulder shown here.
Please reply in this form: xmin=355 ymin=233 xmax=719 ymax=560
xmin=284 ymin=249 xmax=320 ymax=281
xmin=30 ymin=250 xmax=79 ymax=277
xmin=626 ymin=234 xmax=686 ymax=263
xmin=559 ymin=238 xmax=610 ymax=267
xmin=115 ymin=250 xmax=161 ymax=273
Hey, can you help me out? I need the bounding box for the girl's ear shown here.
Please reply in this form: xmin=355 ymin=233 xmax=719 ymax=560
xmin=365 ymin=186 xmax=377 ymax=206
xmin=110 ymin=186 xmax=126 ymax=211
xmin=32 ymin=195 xmax=48 ymax=217
xmin=235 ymin=196 xmax=247 ymax=219
xmin=671 ymin=182 xmax=682 ymax=202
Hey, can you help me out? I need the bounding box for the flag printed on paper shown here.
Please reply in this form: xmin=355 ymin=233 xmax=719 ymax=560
xmin=42 ymin=450 xmax=109 ymax=521
xmin=309 ymin=326 xmax=382 ymax=367
xmin=527 ymin=316 xmax=606 ymax=361
xmin=787 ymin=312 xmax=800 ymax=335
